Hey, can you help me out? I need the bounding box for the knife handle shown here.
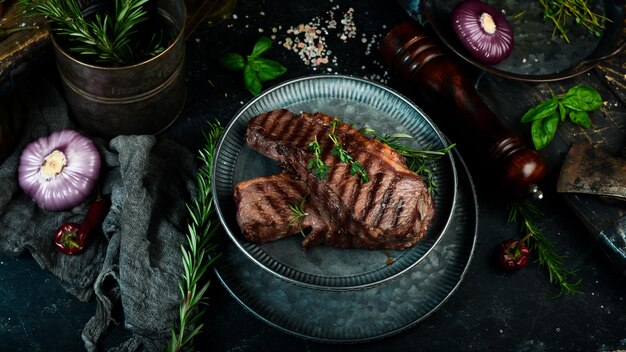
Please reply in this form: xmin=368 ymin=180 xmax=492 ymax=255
xmin=380 ymin=20 xmax=546 ymax=200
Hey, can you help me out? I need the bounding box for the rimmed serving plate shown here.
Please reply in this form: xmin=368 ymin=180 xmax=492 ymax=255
xmin=212 ymin=75 xmax=457 ymax=290
xmin=213 ymin=149 xmax=477 ymax=342
xmin=397 ymin=0 xmax=626 ymax=82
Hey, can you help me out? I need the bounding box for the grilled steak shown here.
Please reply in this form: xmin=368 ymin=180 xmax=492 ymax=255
xmin=234 ymin=173 xmax=327 ymax=244
xmin=236 ymin=109 xmax=435 ymax=250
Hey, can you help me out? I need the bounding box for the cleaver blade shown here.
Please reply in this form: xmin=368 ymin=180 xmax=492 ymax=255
xmin=557 ymin=141 xmax=626 ymax=201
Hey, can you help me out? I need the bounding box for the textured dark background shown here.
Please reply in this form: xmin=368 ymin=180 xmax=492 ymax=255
xmin=1 ymin=0 xmax=625 ymax=351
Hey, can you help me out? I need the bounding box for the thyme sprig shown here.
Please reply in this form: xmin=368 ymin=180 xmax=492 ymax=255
xmin=509 ymin=200 xmax=582 ymax=297
xmin=307 ymin=137 xmax=331 ymax=180
xmin=538 ymin=0 xmax=608 ymax=43
xmin=288 ymin=198 xmax=309 ymax=237
xmin=361 ymin=128 xmax=455 ymax=193
xmin=168 ymin=121 xmax=224 ymax=352
xmin=329 ymin=120 xmax=369 ymax=184
xmin=20 ymin=0 xmax=164 ymax=65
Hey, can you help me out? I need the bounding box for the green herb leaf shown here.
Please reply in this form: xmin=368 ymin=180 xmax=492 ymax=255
xmin=569 ymin=110 xmax=591 ymax=128
xmin=328 ymin=119 xmax=369 ymax=183
xmin=169 ymin=120 xmax=224 ymax=351
xmin=560 ymin=85 xmax=603 ymax=111
xmin=521 ymin=85 xmax=603 ymax=150
xmin=509 ymin=200 xmax=581 ymax=297
xmin=250 ymin=36 xmax=273 ymax=57
xmin=558 ymin=102 xmax=568 ymax=122
xmin=542 ymin=112 xmax=559 ymax=136
xmin=288 ymin=198 xmax=309 ymax=237
xmin=538 ymin=0 xmax=608 ymax=43
xmin=21 ymin=0 xmax=161 ymax=66
xmin=520 ymin=98 xmax=558 ymax=123
xmin=307 ymin=137 xmax=330 ymax=180
xmin=219 ymin=36 xmax=286 ymax=95
xmin=531 ymin=114 xmax=558 ymax=150
xmin=219 ymin=52 xmax=246 ymax=71
xmin=249 ymin=57 xmax=287 ymax=82
xmin=361 ymin=127 xmax=454 ymax=193
xmin=243 ymin=65 xmax=262 ymax=96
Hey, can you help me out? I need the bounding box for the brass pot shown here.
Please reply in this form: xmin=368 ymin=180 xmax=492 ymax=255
xmin=52 ymin=0 xmax=187 ymax=138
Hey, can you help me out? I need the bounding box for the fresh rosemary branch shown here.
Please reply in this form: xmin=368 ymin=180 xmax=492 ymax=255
xmin=538 ymin=0 xmax=608 ymax=43
xmin=329 ymin=120 xmax=369 ymax=183
xmin=307 ymin=137 xmax=331 ymax=180
xmin=288 ymin=198 xmax=309 ymax=237
xmin=361 ymin=128 xmax=455 ymax=193
xmin=20 ymin=0 xmax=163 ymax=65
xmin=168 ymin=121 xmax=224 ymax=352
xmin=509 ymin=200 xmax=582 ymax=297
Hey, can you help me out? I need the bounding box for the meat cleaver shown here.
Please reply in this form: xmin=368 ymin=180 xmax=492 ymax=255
xmin=557 ymin=141 xmax=626 ymax=276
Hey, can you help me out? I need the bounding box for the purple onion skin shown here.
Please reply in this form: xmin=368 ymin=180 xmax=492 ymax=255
xmin=18 ymin=129 xmax=101 ymax=211
xmin=452 ymin=0 xmax=515 ymax=64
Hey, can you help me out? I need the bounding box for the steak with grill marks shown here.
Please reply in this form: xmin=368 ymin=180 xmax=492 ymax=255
xmin=234 ymin=173 xmax=328 ymax=244
xmin=235 ymin=109 xmax=435 ymax=250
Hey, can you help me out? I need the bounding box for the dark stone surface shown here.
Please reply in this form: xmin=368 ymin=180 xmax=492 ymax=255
xmin=1 ymin=0 xmax=625 ymax=351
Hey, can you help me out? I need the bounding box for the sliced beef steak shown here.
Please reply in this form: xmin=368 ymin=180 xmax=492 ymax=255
xmin=236 ymin=109 xmax=435 ymax=250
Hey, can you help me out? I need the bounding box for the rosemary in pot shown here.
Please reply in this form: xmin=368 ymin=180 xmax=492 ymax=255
xmin=19 ymin=0 xmax=169 ymax=66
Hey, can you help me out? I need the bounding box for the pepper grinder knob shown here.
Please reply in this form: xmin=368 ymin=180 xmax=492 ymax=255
xmin=380 ymin=20 xmax=546 ymax=200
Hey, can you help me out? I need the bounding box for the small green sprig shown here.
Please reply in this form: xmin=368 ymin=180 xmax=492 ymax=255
xmin=288 ymin=198 xmax=309 ymax=237
xmin=361 ymin=128 xmax=455 ymax=193
xmin=168 ymin=121 xmax=224 ymax=352
xmin=20 ymin=0 xmax=163 ymax=65
xmin=538 ymin=0 xmax=608 ymax=43
xmin=307 ymin=137 xmax=331 ymax=180
xmin=329 ymin=120 xmax=369 ymax=184
xmin=220 ymin=37 xmax=287 ymax=96
xmin=509 ymin=200 xmax=582 ymax=297
xmin=521 ymin=85 xmax=603 ymax=150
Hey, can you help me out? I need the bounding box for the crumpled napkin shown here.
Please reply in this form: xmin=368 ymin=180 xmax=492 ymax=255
xmin=0 ymin=68 xmax=195 ymax=351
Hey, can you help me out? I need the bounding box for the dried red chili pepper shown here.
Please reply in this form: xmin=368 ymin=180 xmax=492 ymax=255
xmin=54 ymin=196 xmax=110 ymax=255
xmin=497 ymin=239 xmax=530 ymax=271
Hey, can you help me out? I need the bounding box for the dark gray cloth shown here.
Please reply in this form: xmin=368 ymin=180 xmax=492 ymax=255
xmin=0 ymin=69 xmax=195 ymax=350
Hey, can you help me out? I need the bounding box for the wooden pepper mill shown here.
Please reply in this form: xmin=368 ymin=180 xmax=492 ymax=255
xmin=380 ymin=20 xmax=546 ymax=200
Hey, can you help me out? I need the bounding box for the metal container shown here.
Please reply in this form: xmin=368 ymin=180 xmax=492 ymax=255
xmin=51 ymin=0 xmax=187 ymax=138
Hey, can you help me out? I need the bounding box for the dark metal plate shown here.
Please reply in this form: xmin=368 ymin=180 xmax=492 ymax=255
xmin=398 ymin=0 xmax=626 ymax=82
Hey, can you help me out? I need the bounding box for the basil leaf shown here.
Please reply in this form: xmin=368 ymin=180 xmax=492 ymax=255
xmin=521 ymin=98 xmax=558 ymax=123
xmin=243 ymin=65 xmax=262 ymax=96
xmin=560 ymin=85 xmax=603 ymax=111
xmin=558 ymin=102 xmax=568 ymax=122
xmin=531 ymin=114 xmax=558 ymax=150
xmin=219 ymin=52 xmax=245 ymax=71
xmin=569 ymin=110 xmax=591 ymax=128
xmin=249 ymin=57 xmax=287 ymax=82
xmin=250 ymin=36 xmax=272 ymax=57
xmin=542 ymin=112 xmax=559 ymax=136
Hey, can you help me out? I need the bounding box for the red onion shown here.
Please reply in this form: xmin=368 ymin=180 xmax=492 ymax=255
xmin=451 ymin=0 xmax=514 ymax=64
xmin=18 ymin=129 xmax=101 ymax=211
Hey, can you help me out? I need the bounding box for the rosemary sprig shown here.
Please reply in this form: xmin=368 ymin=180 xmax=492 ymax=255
xmin=168 ymin=121 xmax=224 ymax=352
xmin=329 ymin=120 xmax=369 ymax=183
xmin=307 ymin=137 xmax=331 ymax=180
xmin=20 ymin=0 xmax=163 ymax=65
xmin=509 ymin=200 xmax=582 ymax=297
xmin=538 ymin=0 xmax=608 ymax=43
xmin=288 ymin=198 xmax=309 ymax=237
xmin=361 ymin=128 xmax=455 ymax=193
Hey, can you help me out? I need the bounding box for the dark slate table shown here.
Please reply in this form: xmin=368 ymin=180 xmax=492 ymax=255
xmin=1 ymin=0 xmax=625 ymax=351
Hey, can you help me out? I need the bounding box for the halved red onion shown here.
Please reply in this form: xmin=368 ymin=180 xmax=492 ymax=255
xmin=451 ymin=0 xmax=515 ymax=64
xmin=18 ymin=129 xmax=101 ymax=211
